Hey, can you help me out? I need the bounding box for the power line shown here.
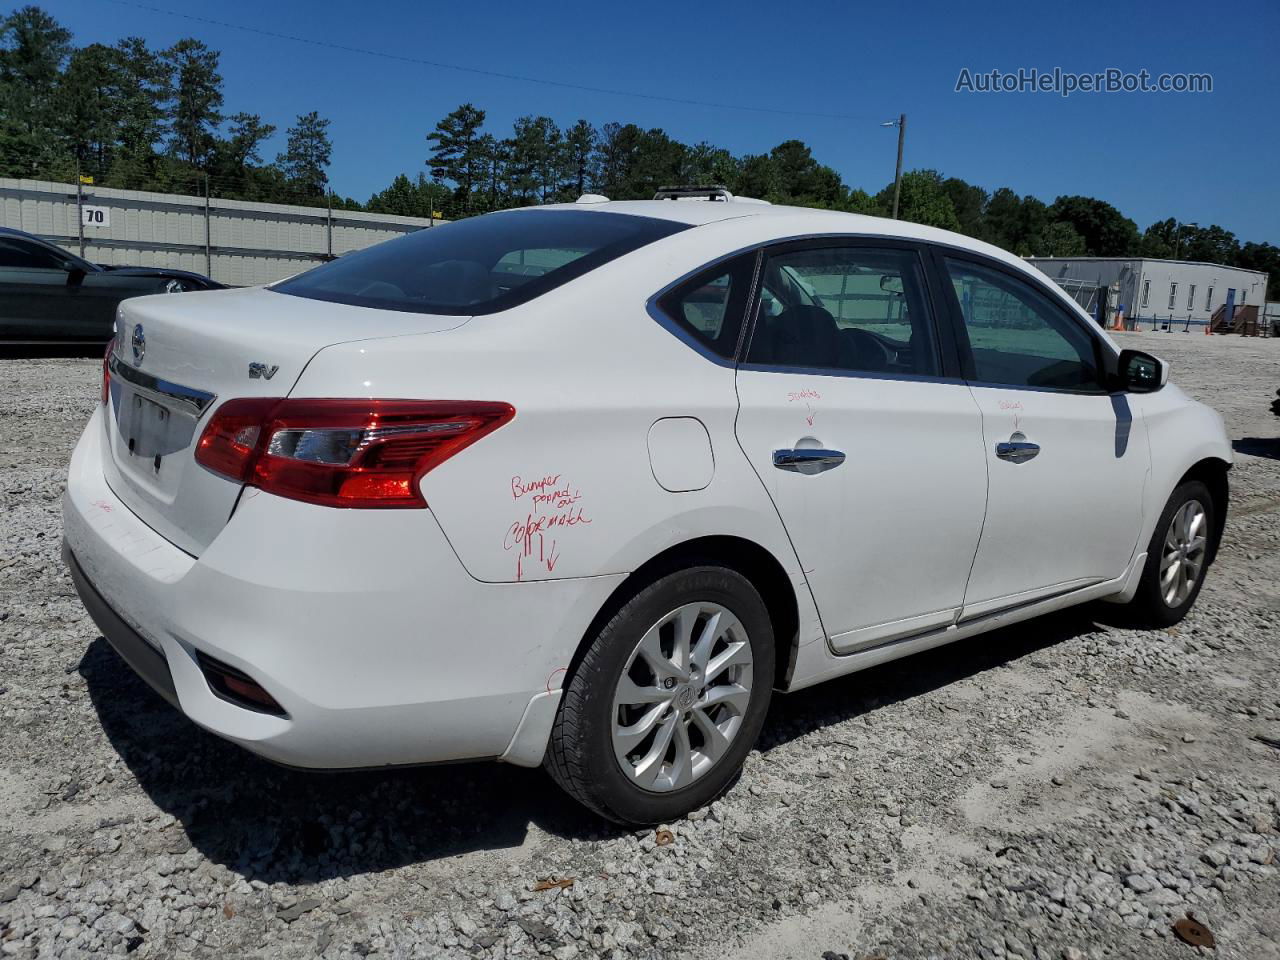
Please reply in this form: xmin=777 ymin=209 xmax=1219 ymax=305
xmin=105 ymin=0 xmax=881 ymax=123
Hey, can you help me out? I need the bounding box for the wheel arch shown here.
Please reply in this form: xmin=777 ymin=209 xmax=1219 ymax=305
xmin=1176 ymin=457 xmax=1230 ymax=563
xmin=565 ymin=535 xmax=802 ymax=696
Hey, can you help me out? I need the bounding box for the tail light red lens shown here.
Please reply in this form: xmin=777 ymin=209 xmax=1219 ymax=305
xmin=194 ymin=397 xmax=277 ymax=481
xmin=195 ymin=398 xmax=514 ymax=508
xmin=101 ymin=338 xmax=114 ymax=406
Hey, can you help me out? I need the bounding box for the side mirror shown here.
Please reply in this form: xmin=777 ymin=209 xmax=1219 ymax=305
xmin=65 ymin=265 xmax=87 ymax=286
xmin=1117 ymin=349 xmax=1167 ymax=393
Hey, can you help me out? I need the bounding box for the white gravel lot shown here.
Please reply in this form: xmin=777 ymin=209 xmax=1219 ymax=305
xmin=1 ymin=330 xmax=1277 ymax=960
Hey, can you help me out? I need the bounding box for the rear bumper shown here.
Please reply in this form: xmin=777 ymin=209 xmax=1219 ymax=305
xmin=64 ymin=541 xmax=179 ymax=709
xmin=63 ymin=407 xmax=625 ymax=770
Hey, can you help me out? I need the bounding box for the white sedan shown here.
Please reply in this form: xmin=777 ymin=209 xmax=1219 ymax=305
xmin=63 ymin=191 xmax=1231 ymax=824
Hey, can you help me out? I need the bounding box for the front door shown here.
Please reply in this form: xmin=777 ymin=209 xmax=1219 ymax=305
xmin=937 ymin=254 xmax=1150 ymax=617
xmin=0 ymin=236 xmax=80 ymax=341
xmin=0 ymin=235 xmax=115 ymax=343
xmin=734 ymin=242 xmax=988 ymax=653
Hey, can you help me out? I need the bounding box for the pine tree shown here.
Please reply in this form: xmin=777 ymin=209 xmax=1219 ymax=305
xmin=276 ymin=110 xmax=330 ymax=199
xmin=163 ymin=38 xmax=223 ymax=169
xmin=561 ymin=119 xmax=596 ymax=198
xmin=57 ymin=42 xmax=123 ymax=178
xmin=507 ymin=115 xmax=560 ymax=204
xmin=0 ymin=5 xmax=72 ymax=176
xmin=109 ymin=37 xmax=169 ymax=188
xmin=426 ymin=103 xmax=486 ymax=212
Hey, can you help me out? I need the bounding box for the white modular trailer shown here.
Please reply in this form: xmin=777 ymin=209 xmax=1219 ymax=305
xmin=1028 ymin=256 xmax=1269 ymax=328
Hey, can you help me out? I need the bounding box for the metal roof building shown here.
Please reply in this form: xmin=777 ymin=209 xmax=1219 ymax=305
xmin=1027 ymin=256 xmax=1269 ymax=328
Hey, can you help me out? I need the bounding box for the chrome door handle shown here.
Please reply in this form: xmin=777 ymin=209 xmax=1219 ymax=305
xmin=773 ymin=448 xmax=846 ymax=473
xmin=995 ymin=440 xmax=1040 ymax=463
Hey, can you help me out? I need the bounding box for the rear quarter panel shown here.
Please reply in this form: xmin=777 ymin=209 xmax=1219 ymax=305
xmin=289 ymin=220 xmax=810 ymax=598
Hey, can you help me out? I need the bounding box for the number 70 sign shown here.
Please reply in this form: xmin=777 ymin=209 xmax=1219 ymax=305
xmin=81 ymin=205 xmax=110 ymax=227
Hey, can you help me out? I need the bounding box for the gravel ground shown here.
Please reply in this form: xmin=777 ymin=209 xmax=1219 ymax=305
xmin=1 ymin=330 xmax=1277 ymax=960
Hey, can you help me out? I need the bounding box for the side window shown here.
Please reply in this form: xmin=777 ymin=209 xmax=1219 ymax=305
xmin=944 ymin=258 xmax=1104 ymax=393
xmin=0 ymin=237 xmax=69 ymax=270
xmin=656 ymin=254 xmax=755 ymax=360
xmin=746 ymin=246 xmax=939 ymax=376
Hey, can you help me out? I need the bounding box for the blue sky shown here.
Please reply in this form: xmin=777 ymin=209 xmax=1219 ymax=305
xmin=45 ymin=0 xmax=1279 ymax=243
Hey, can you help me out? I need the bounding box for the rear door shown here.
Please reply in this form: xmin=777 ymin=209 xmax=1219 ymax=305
xmin=733 ymin=240 xmax=989 ymax=653
xmin=75 ymin=271 xmax=166 ymax=333
xmin=934 ymin=251 xmax=1149 ymax=617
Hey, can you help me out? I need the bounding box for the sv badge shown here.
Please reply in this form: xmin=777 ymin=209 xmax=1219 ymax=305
xmin=248 ymin=362 xmax=279 ymax=380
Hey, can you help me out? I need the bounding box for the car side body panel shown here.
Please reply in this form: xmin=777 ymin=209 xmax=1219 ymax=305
xmin=60 ymin=201 xmax=1233 ymax=780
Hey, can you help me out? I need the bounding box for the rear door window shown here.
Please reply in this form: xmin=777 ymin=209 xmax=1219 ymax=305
xmin=655 ymin=254 xmax=756 ymax=359
xmin=273 ymin=210 xmax=688 ymax=316
xmin=747 ymin=246 xmax=940 ymax=376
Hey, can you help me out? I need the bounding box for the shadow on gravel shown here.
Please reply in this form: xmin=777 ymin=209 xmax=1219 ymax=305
xmin=80 ymin=607 xmax=1104 ymax=884
xmin=78 ymin=639 xmax=608 ymax=885
xmin=1233 ymin=437 xmax=1280 ymax=461
xmin=759 ymin=607 xmax=1102 ymax=752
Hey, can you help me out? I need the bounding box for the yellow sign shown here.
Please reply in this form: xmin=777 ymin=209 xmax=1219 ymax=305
xmin=78 ymin=174 xmax=94 ymax=185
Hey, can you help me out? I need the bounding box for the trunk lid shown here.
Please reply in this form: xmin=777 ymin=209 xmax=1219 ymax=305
xmin=103 ymin=286 xmax=470 ymax=556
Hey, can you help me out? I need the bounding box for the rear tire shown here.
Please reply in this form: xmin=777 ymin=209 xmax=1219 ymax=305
xmin=545 ymin=566 xmax=774 ymax=825
xmin=1125 ymin=480 xmax=1215 ymax=627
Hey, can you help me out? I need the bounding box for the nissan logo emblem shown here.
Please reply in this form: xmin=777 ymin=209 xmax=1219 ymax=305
xmin=131 ymin=324 xmax=145 ymax=366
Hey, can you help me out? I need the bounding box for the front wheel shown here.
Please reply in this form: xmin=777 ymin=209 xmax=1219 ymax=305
xmin=1126 ymin=480 xmax=1215 ymax=627
xmin=545 ymin=566 xmax=775 ymax=825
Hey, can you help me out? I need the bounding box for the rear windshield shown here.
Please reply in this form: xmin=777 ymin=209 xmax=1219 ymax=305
xmin=272 ymin=209 xmax=689 ymax=316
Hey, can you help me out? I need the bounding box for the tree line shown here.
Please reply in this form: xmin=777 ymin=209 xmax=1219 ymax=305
xmin=0 ymin=5 xmax=337 ymax=204
xmin=2 ymin=5 xmax=1276 ymax=298
xmin=386 ymin=104 xmax=1280 ymax=300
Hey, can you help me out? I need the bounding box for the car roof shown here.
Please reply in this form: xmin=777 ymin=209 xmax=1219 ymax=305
xmin=0 ymin=225 xmax=99 ymax=267
xmin=527 ymin=199 xmax=1022 ymax=265
xmin=532 ymin=200 xmax=1099 ymax=329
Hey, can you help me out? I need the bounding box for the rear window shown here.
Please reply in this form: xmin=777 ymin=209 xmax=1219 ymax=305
xmin=273 ymin=209 xmax=689 ymax=316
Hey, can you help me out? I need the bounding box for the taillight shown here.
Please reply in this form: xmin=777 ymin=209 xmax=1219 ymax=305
xmin=195 ymin=398 xmax=514 ymax=508
xmin=101 ymin=338 xmax=114 ymax=406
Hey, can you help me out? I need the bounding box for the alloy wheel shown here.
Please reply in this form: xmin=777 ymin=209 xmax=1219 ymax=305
xmin=1160 ymin=499 xmax=1207 ymax=607
xmin=611 ymin=602 xmax=753 ymax=793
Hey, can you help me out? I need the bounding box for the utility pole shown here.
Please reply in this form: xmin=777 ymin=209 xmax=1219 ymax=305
xmin=882 ymin=114 xmax=906 ymax=219
xmin=203 ymin=174 xmax=211 ymax=278
xmin=1173 ymin=221 xmax=1198 ymax=260
xmin=75 ymin=163 xmax=85 ymax=256
xmin=326 ymin=188 xmax=333 ymax=260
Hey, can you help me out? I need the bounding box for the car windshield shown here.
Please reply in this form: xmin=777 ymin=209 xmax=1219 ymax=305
xmin=272 ymin=209 xmax=689 ymax=316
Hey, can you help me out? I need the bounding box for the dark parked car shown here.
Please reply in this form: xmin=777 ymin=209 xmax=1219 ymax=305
xmin=0 ymin=227 xmax=222 ymax=347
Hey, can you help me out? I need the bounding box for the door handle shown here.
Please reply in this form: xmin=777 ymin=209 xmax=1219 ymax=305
xmin=995 ymin=437 xmax=1040 ymax=463
xmin=773 ymin=448 xmax=846 ymax=473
